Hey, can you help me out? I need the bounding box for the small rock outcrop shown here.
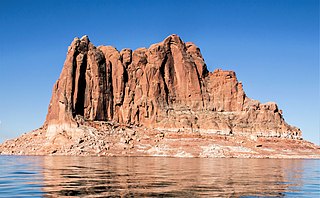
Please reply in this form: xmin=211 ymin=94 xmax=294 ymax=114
xmin=45 ymin=34 xmax=301 ymax=140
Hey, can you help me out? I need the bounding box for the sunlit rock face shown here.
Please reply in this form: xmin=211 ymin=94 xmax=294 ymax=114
xmin=45 ymin=34 xmax=301 ymax=139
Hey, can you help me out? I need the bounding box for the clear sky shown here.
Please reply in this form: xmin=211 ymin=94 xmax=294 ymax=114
xmin=0 ymin=0 xmax=319 ymax=144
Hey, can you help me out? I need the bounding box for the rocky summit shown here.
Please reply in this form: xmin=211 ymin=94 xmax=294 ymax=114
xmin=1 ymin=35 xmax=319 ymax=158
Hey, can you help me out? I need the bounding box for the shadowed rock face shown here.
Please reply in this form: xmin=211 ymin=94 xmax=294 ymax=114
xmin=45 ymin=34 xmax=301 ymax=139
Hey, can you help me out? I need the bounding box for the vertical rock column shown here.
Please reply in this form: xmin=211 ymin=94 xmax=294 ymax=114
xmin=46 ymin=36 xmax=111 ymax=138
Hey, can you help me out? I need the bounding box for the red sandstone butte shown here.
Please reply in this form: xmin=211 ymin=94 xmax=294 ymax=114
xmin=2 ymin=34 xmax=316 ymax=158
xmin=46 ymin=34 xmax=301 ymax=139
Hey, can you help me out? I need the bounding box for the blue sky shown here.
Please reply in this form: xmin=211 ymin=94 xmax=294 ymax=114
xmin=0 ymin=0 xmax=319 ymax=144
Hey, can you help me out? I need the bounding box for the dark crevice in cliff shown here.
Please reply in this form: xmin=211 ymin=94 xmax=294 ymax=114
xmin=160 ymin=54 xmax=169 ymax=105
xmin=123 ymin=67 xmax=129 ymax=91
xmin=106 ymin=60 xmax=114 ymax=120
xmin=168 ymin=54 xmax=176 ymax=104
xmin=95 ymin=57 xmax=107 ymax=121
xmin=71 ymin=51 xmax=79 ymax=117
xmin=74 ymin=54 xmax=87 ymax=117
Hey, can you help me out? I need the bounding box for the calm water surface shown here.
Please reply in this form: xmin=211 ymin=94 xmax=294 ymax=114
xmin=0 ymin=156 xmax=319 ymax=197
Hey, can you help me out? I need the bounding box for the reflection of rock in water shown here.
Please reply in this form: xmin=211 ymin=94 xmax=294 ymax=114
xmin=41 ymin=157 xmax=304 ymax=197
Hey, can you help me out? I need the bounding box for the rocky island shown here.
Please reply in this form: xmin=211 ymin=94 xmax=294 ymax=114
xmin=1 ymin=35 xmax=319 ymax=158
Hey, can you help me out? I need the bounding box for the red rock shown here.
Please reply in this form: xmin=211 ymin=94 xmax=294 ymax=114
xmin=45 ymin=34 xmax=302 ymax=140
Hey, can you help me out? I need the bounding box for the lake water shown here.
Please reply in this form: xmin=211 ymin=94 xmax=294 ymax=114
xmin=0 ymin=156 xmax=319 ymax=197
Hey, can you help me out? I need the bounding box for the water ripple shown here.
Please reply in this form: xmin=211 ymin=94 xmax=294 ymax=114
xmin=0 ymin=156 xmax=319 ymax=197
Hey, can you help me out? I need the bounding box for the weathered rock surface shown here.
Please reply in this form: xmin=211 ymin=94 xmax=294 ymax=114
xmin=45 ymin=34 xmax=301 ymax=140
xmin=0 ymin=124 xmax=319 ymax=158
xmin=1 ymin=34 xmax=316 ymax=158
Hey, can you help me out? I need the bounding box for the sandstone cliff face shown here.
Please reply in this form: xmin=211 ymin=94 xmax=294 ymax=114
xmin=45 ymin=34 xmax=301 ymax=139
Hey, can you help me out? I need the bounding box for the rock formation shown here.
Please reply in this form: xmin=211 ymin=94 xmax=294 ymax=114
xmin=3 ymin=34 xmax=319 ymax=158
xmin=45 ymin=34 xmax=301 ymax=140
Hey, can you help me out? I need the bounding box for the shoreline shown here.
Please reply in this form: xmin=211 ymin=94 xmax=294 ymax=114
xmin=1 ymin=125 xmax=319 ymax=159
